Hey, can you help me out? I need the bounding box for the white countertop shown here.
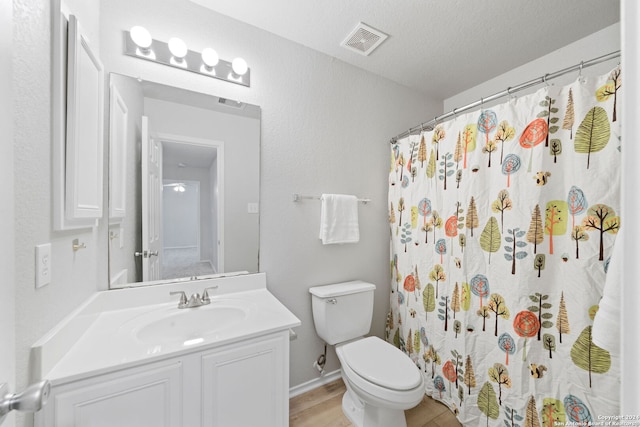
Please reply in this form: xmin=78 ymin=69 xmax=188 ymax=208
xmin=31 ymin=273 xmax=301 ymax=385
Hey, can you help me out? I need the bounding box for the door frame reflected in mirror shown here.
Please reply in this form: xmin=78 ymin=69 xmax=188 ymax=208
xmin=156 ymin=133 xmax=225 ymax=281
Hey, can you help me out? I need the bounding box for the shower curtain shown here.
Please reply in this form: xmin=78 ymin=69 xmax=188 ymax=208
xmin=388 ymin=67 xmax=621 ymax=425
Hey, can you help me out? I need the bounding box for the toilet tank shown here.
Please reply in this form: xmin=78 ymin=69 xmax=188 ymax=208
xmin=309 ymin=281 xmax=376 ymax=345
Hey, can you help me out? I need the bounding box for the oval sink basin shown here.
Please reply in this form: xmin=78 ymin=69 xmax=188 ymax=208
xmin=131 ymin=302 xmax=248 ymax=345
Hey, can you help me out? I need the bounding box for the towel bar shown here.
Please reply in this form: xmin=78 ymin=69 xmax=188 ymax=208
xmin=292 ymin=193 xmax=370 ymax=204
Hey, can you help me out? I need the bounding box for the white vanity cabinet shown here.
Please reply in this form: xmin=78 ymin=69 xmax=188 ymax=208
xmin=201 ymin=331 xmax=288 ymax=427
xmin=35 ymin=330 xmax=290 ymax=427
xmin=32 ymin=275 xmax=300 ymax=427
xmin=39 ymin=360 xmax=183 ymax=427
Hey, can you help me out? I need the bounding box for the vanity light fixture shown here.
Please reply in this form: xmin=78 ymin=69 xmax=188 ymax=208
xmin=123 ymin=27 xmax=250 ymax=87
xmin=130 ymin=26 xmax=154 ymax=58
xmin=231 ymin=57 xmax=248 ymax=76
xmin=168 ymin=37 xmax=188 ymax=67
xmin=201 ymin=48 xmax=219 ymax=74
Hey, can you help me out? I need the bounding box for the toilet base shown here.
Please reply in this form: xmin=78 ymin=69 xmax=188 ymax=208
xmin=341 ymin=389 xmax=364 ymax=426
xmin=341 ymin=384 xmax=408 ymax=427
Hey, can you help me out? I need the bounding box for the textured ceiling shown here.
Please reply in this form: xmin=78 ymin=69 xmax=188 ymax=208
xmin=189 ymin=0 xmax=620 ymax=99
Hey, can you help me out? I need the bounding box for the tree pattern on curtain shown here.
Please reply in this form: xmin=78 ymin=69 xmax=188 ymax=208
xmin=388 ymin=67 xmax=621 ymax=425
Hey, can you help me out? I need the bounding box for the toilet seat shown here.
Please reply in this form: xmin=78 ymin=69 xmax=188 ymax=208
xmin=340 ymin=336 xmax=422 ymax=391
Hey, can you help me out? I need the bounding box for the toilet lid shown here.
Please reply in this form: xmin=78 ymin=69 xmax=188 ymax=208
xmin=341 ymin=336 xmax=422 ymax=391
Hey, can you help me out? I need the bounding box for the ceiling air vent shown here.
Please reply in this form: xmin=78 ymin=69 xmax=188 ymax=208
xmin=341 ymin=22 xmax=388 ymax=56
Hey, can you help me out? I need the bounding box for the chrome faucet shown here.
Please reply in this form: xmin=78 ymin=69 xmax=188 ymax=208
xmin=201 ymin=286 xmax=219 ymax=304
xmin=169 ymin=291 xmax=190 ymax=308
xmin=170 ymin=286 xmax=219 ymax=309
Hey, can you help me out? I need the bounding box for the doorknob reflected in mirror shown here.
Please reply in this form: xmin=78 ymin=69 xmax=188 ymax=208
xmin=134 ymin=251 xmax=158 ymax=258
xmin=0 ymin=380 xmax=51 ymax=424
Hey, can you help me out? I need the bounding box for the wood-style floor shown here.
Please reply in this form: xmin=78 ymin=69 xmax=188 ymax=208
xmin=289 ymin=379 xmax=462 ymax=427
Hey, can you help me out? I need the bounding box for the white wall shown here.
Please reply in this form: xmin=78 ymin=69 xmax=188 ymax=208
xmin=444 ymin=23 xmax=620 ymax=111
xmin=99 ymin=0 xmax=439 ymax=388
xmin=1 ymin=1 xmax=15 ymax=426
xmin=9 ymin=1 xmax=630 ymax=420
xmin=621 ymin=0 xmax=640 ymax=412
xmin=13 ymin=1 xmax=108 ymax=416
xmin=161 ymin=177 xmax=202 ymax=249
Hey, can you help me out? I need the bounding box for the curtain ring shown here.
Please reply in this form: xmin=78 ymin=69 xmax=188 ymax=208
xmin=543 ymin=73 xmax=550 ymax=87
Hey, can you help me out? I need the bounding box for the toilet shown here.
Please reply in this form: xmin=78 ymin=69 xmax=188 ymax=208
xmin=309 ymin=281 xmax=425 ymax=427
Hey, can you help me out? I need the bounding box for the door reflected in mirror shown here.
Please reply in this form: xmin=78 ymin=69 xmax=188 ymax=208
xmin=108 ymin=73 xmax=260 ymax=288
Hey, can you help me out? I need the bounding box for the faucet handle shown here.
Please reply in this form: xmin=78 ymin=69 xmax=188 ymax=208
xmin=169 ymin=291 xmax=188 ymax=308
xmin=201 ymin=286 xmax=219 ymax=304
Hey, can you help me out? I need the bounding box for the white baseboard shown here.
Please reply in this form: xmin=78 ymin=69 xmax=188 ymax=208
xmin=289 ymin=369 xmax=342 ymax=398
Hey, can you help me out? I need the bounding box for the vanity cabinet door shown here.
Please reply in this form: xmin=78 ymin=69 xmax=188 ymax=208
xmin=37 ymin=360 xmax=183 ymax=427
xmin=201 ymin=332 xmax=289 ymax=427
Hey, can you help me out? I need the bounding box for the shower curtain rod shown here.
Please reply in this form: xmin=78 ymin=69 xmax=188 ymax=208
xmin=390 ymin=50 xmax=621 ymax=144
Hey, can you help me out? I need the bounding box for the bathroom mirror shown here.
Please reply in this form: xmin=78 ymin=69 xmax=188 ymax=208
xmin=108 ymin=73 xmax=260 ymax=288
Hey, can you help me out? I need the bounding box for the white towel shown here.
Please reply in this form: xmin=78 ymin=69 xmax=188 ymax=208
xmin=592 ymin=232 xmax=622 ymax=353
xmin=319 ymin=194 xmax=360 ymax=244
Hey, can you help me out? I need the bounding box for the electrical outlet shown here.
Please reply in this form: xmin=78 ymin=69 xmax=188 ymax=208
xmin=35 ymin=243 xmax=52 ymax=288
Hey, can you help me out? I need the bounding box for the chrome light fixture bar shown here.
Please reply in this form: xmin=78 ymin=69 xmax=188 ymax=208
xmin=123 ymin=29 xmax=250 ymax=87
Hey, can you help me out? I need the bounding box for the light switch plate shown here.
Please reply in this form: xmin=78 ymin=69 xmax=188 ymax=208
xmin=35 ymin=243 xmax=52 ymax=288
xmin=247 ymin=203 xmax=259 ymax=214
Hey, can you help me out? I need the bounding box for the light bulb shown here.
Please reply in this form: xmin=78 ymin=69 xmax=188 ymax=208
xmin=130 ymin=26 xmax=152 ymax=49
xmin=168 ymin=37 xmax=188 ymax=59
xmin=231 ymin=57 xmax=248 ymax=76
xmin=201 ymin=48 xmax=219 ymax=68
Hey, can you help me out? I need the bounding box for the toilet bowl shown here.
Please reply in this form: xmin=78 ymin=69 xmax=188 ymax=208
xmin=309 ymin=281 xmax=425 ymax=427
xmin=336 ymin=336 xmax=424 ymax=427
